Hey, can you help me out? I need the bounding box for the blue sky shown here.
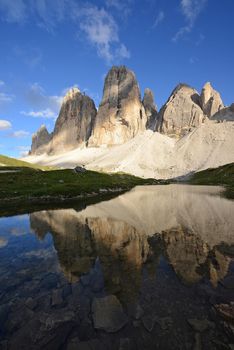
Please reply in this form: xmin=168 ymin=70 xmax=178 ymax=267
xmin=0 ymin=0 xmax=233 ymax=158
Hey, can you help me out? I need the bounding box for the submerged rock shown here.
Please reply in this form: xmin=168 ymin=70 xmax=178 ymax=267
xmin=187 ymin=318 xmax=215 ymax=332
xmin=92 ymin=295 xmax=128 ymax=332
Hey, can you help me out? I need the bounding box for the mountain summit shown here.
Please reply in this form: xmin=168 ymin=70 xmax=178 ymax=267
xmin=29 ymin=66 xmax=233 ymax=158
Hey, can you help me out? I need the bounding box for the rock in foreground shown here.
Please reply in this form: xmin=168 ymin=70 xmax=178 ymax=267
xmin=92 ymin=295 xmax=128 ymax=332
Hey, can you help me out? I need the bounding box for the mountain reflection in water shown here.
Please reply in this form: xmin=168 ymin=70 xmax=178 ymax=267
xmin=0 ymin=185 xmax=234 ymax=350
xmin=30 ymin=185 xmax=234 ymax=289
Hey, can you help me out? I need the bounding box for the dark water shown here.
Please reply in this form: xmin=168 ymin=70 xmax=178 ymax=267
xmin=0 ymin=185 xmax=234 ymax=350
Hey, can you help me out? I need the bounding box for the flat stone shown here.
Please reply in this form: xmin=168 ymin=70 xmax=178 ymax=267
xmin=73 ymin=339 xmax=102 ymax=350
xmin=187 ymin=318 xmax=215 ymax=332
xmin=25 ymin=297 xmax=37 ymax=310
xmin=0 ymin=304 xmax=10 ymax=331
xmin=142 ymin=314 xmax=156 ymax=332
xmin=119 ymin=338 xmax=130 ymax=350
xmin=215 ymin=303 xmax=234 ymax=322
xmin=156 ymin=316 xmax=173 ymax=330
xmin=51 ymin=289 xmax=63 ymax=306
xmin=92 ymin=295 xmax=128 ymax=332
xmin=80 ymin=275 xmax=91 ymax=287
xmin=66 ymin=337 xmax=80 ymax=350
xmin=194 ymin=333 xmax=202 ymax=350
xmin=220 ymin=276 xmax=234 ymax=289
xmin=134 ymin=304 xmax=144 ymax=320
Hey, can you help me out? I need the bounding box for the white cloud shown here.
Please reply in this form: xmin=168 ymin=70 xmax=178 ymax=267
xmin=0 ymin=0 xmax=26 ymax=23
xmin=189 ymin=56 xmax=199 ymax=64
xmin=173 ymin=0 xmax=207 ymax=41
xmin=16 ymin=145 xmax=30 ymax=157
xmin=0 ymin=119 xmax=12 ymax=130
xmin=153 ymin=11 xmax=165 ymax=28
xmin=115 ymin=44 xmax=130 ymax=59
xmin=21 ymin=108 xmax=56 ymax=119
xmin=0 ymin=92 xmax=13 ymax=103
xmin=76 ymin=6 xmax=122 ymax=62
xmin=10 ymin=130 xmax=30 ymax=138
xmin=24 ymin=83 xmax=62 ymax=116
xmin=196 ymin=33 xmax=205 ymax=46
xmin=105 ymin=0 xmax=132 ymax=18
xmin=0 ymin=1 xmax=130 ymax=63
xmin=13 ymin=46 xmax=43 ymax=69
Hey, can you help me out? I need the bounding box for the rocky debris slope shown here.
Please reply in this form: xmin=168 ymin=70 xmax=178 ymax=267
xmin=30 ymin=125 xmax=52 ymax=155
xmin=200 ymin=82 xmax=224 ymax=118
xmin=156 ymin=84 xmax=204 ymax=137
xmin=89 ymin=66 xmax=147 ymax=146
xmin=24 ymin=120 xmax=234 ymax=179
xmin=49 ymin=87 xmax=97 ymax=153
xmin=142 ymin=88 xmax=158 ymax=130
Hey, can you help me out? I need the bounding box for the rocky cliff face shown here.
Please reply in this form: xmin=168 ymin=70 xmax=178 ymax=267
xmin=30 ymin=125 xmax=52 ymax=155
xmin=29 ymin=67 xmax=231 ymax=156
xmin=200 ymin=82 xmax=224 ymax=118
xmin=156 ymin=84 xmax=204 ymax=137
xmin=89 ymin=66 xmax=147 ymax=146
xmin=142 ymin=88 xmax=158 ymax=130
xmin=50 ymin=87 xmax=97 ymax=153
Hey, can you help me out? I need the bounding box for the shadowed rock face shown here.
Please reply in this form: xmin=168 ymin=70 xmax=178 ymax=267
xmin=50 ymin=87 xmax=97 ymax=153
xmin=30 ymin=125 xmax=52 ymax=155
xmin=89 ymin=66 xmax=147 ymax=146
xmin=211 ymin=103 xmax=234 ymax=121
xmin=201 ymin=82 xmax=224 ymax=118
xmin=156 ymin=84 xmax=204 ymax=137
xmin=143 ymin=88 xmax=158 ymax=130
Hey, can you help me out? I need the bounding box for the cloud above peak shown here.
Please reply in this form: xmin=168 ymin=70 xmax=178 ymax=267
xmin=173 ymin=0 xmax=208 ymax=41
xmin=73 ymin=4 xmax=130 ymax=63
xmin=0 ymin=0 xmax=130 ymax=63
xmin=0 ymin=119 xmax=12 ymax=130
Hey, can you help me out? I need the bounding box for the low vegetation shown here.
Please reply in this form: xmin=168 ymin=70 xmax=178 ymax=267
xmin=188 ymin=163 xmax=234 ymax=198
xmin=0 ymin=166 xmax=158 ymax=202
xmin=0 ymin=154 xmax=54 ymax=170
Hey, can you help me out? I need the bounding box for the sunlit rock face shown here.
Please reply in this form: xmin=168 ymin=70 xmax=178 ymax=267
xmin=30 ymin=185 xmax=234 ymax=291
xmin=49 ymin=87 xmax=97 ymax=153
xmin=156 ymin=84 xmax=204 ymax=137
xmin=30 ymin=125 xmax=52 ymax=155
xmin=89 ymin=66 xmax=147 ymax=146
xmin=142 ymin=88 xmax=158 ymax=130
xmin=201 ymin=82 xmax=224 ymax=118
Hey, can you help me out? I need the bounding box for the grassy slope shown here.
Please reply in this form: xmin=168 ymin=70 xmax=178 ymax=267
xmin=189 ymin=163 xmax=234 ymax=198
xmin=0 ymin=154 xmax=54 ymax=170
xmin=0 ymin=167 xmax=157 ymax=201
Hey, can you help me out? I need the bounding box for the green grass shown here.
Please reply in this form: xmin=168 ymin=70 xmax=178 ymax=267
xmin=0 ymin=154 xmax=54 ymax=170
xmin=188 ymin=163 xmax=234 ymax=198
xmin=0 ymin=166 xmax=158 ymax=202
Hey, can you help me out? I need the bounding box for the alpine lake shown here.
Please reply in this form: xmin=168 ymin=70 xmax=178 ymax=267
xmin=0 ymin=185 xmax=233 ymax=350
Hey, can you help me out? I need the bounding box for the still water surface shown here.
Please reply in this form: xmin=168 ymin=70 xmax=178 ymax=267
xmin=0 ymin=185 xmax=234 ymax=349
